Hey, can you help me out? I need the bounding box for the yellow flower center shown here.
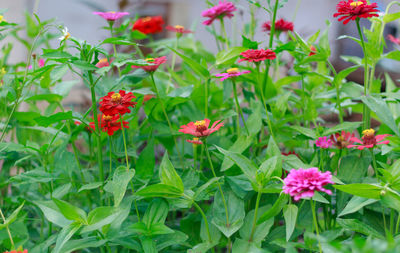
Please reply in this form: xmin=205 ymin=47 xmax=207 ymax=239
xmin=350 ymin=1 xmax=363 ymax=8
xmin=362 ymin=129 xmax=375 ymax=138
xmin=146 ymin=58 xmax=155 ymax=62
xmin=142 ymin=17 xmax=152 ymax=22
xmin=0 ymin=68 xmax=6 ymax=76
xmin=0 ymin=16 xmax=5 ymax=22
xmin=109 ymin=11 xmax=116 ymax=14
xmin=193 ymin=137 xmax=199 ymax=141
xmin=227 ymin=68 xmax=239 ymax=74
xmin=102 ymin=115 xmax=113 ymax=121
xmin=99 ymin=58 xmax=108 ymax=64
xmin=65 ymin=32 xmax=71 ymax=40
xmin=175 ymin=25 xmax=184 ymax=29
xmin=194 ymin=120 xmax=205 ymax=127
xmin=111 ymin=93 xmax=122 ymax=102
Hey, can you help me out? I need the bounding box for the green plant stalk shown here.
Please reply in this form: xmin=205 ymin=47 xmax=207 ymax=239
xmin=232 ymin=79 xmax=249 ymax=135
xmin=310 ymin=200 xmax=322 ymax=253
xmin=355 ymin=18 xmax=370 ymax=130
xmin=150 ymin=74 xmax=184 ymax=166
xmin=249 ymin=190 xmax=262 ymax=241
xmin=204 ymin=140 xmax=230 ymax=228
xmin=134 ymin=43 xmax=145 ymax=58
xmin=370 ymin=148 xmax=378 ymax=176
xmin=192 ymin=201 xmax=215 ymax=253
xmin=0 ymin=207 xmax=14 ymax=249
xmin=167 ymin=36 xmax=179 ymax=94
xmin=109 ymin=22 xmax=121 ymax=77
xmin=383 ymin=206 xmax=388 ymax=237
xmin=396 ymin=212 xmax=400 ymax=234
xmin=390 ymin=209 xmax=394 ymax=235
xmin=211 ymin=23 xmax=222 ymax=51
xmin=109 ymin=136 xmax=113 ymax=177
xmin=193 ymin=143 xmax=198 ymax=171
xmin=327 ymin=60 xmax=343 ymax=123
xmin=249 ymin=4 xmax=256 ymax=39
xmin=220 ymin=18 xmax=229 ymax=49
xmin=205 ymin=78 xmax=209 ymax=118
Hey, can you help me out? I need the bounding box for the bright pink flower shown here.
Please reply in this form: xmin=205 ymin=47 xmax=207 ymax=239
xmin=347 ymin=129 xmax=390 ymax=150
xmin=388 ymin=34 xmax=400 ymax=45
xmin=315 ymin=136 xmax=332 ymax=149
xmin=38 ymin=59 xmax=45 ymax=67
xmin=283 ymin=167 xmax=334 ymax=201
xmin=3 ymin=249 xmax=28 ymax=253
xmin=330 ymin=131 xmax=355 ymax=149
xmin=202 ymin=1 xmax=237 ymax=26
xmin=215 ymin=68 xmax=251 ymax=81
xmin=186 ymin=138 xmax=203 ymax=145
xmin=333 ymin=0 xmax=379 ymax=25
xmin=132 ymin=57 xmax=167 ymax=73
xmin=96 ymin=58 xmax=110 ymax=68
xmin=262 ymin=18 xmax=294 ymax=33
xmin=93 ymin=11 xmax=129 ymax=22
xmin=166 ymin=25 xmax=193 ymax=34
xmin=179 ymin=119 xmax=224 ymax=138
xmin=238 ymin=49 xmax=276 ymax=63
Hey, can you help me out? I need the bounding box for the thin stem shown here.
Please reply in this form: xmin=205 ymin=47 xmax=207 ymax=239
xmin=232 ymin=79 xmax=249 ymax=136
xmin=383 ymin=206 xmax=388 ymax=236
xmin=109 ymin=23 xmax=121 ymax=77
xmin=109 ymin=136 xmax=113 ymax=177
xmin=205 ymin=78 xmax=209 ymax=118
xmin=249 ymin=190 xmax=262 ymax=241
xmin=396 ymin=212 xmax=400 ymax=234
xmin=370 ymin=148 xmax=378 ymax=176
xmin=119 ymin=115 xmax=129 ymax=170
xmin=220 ymin=18 xmax=229 ymax=49
xmin=193 ymin=144 xmax=198 ymax=170
xmin=192 ymin=201 xmax=215 ymax=253
xmin=0 ymin=207 xmax=14 ymax=249
xmin=167 ymin=36 xmax=179 ymax=94
xmin=134 ymin=43 xmax=145 ymax=58
xmin=211 ymin=23 xmax=222 ymax=51
xmin=327 ymin=61 xmax=343 ymax=123
xmin=204 ymin=141 xmax=230 ymax=227
xmin=311 ymin=200 xmax=322 ymax=253
xmin=268 ymin=0 xmax=279 ymax=48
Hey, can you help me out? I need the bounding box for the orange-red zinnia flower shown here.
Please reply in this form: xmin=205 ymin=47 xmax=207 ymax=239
xmin=179 ymin=119 xmax=224 ymax=138
xmin=99 ymin=90 xmax=137 ymax=116
xmin=132 ymin=16 xmax=164 ymax=34
xmin=333 ymin=0 xmax=379 ymax=25
xmin=238 ymin=49 xmax=276 ymax=63
xmin=166 ymin=25 xmax=193 ymax=34
xmin=96 ymin=58 xmax=111 ymax=68
xmin=89 ymin=114 xmax=128 ymax=136
xmin=132 ymin=57 xmax=167 ymax=73
xmin=262 ymin=18 xmax=294 ymax=33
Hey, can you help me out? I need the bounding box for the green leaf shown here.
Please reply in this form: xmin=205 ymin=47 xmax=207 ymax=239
xmin=338 ymin=155 xmax=371 ymax=183
xmin=104 ymin=166 xmax=135 ymax=207
xmin=257 ymin=194 xmax=288 ymax=224
xmin=102 ymin=37 xmax=137 ymax=45
xmin=53 ymin=199 xmax=87 ymax=224
xmin=332 ymin=65 xmax=359 ymax=88
xmin=71 ymin=60 xmax=97 ymax=71
xmin=334 ymin=184 xmax=382 ymax=199
xmin=78 ymin=182 xmax=102 ymax=192
xmin=57 ymin=237 xmax=106 ymax=253
xmin=336 ymin=218 xmax=384 ymax=239
xmin=25 ymin=94 xmax=63 ymax=103
xmin=380 ymin=190 xmax=400 ymax=212
xmin=1 ymin=202 xmax=24 ymax=228
xmin=168 ymin=47 xmax=210 ymax=79
xmin=159 ymin=153 xmax=184 ymax=191
xmin=242 ymin=35 xmax=258 ymax=49
xmin=383 ymin=50 xmax=400 ymax=61
xmin=339 ymin=196 xmax=378 ymax=217
xmin=247 ymin=100 xmax=263 ymax=136
xmin=34 ymin=200 xmax=72 ymax=227
xmin=34 ymin=111 xmax=73 ymax=127
xmin=221 ymin=135 xmax=254 ymax=171
xmin=193 ymin=177 xmax=220 ymax=201
xmin=143 ymin=199 xmax=169 ymax=227
xmin=259 ymin=156 xmax=282 ymax=181
xmin=135 ymin=184 xmax=183 ymax=198
xmin=42 ymin=49 xmax=72 ymax=59
xmin=289 ymin=125 xmax=317 ymax=139
xmin=361 ymin=95 xmax=400 ymax=136
xmin=322 ymin=122 xmax=362 ymax=136
xmin=53 ymin=222 xmax=82 ymax=253
xmin=232 ymin=238 xmax=267 ymax=253
xmin=81 ymin=206 xmax=120 ymax=233
xmin=384 ymin=12 xmax=400 ymax=23
xmin=215 ymin=46 xmax=246 ymax=66
xmin=239 ymin=205 xmax=274 ymax=243
xmin=136 ymin=140 xmax=155 ymax=183
xmin=283 ymin=204 xmax=298 ymax=241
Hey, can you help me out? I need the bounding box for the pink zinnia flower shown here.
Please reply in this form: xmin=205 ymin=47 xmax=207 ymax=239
xmin=333 ymin=0 xmax=379 ymax=25
xmin=96 ymin=58 xmax=111 ymax=68
xmin=131 ymin=57 xmax=167 ymax=73
xmin=388 ymin=34 xmax=400 ymax=45
xmin=262 ymin=18 xmax=294 ymax=33
xmin=179 ymin=119 xmax=224 ymax=138
xmin=347 ymin=129 xmax=390 ymax=150
xmin=201 ymin=1 xmax=237 ymax=26
xmin=238 ymin=49 xmax=276 ymax=63
xmin=38 ymin=59 xmax=45 ymax=67
xmin=283 ymin=167 xmax=334 ymax=201
xmin=93 ymin=11 xmax=129 ymax=22
xmin=330 ymin=131 xmax=355 ymax=149
xmin=166 ymin=25 xmax=193 ymax=34
xmin=215 ymin=68 xmax=251 ymax=81
xmin=315 ymin=136 xmax=332 ymax=149
xmin=187 ymin=138 xmax=203 ymax=145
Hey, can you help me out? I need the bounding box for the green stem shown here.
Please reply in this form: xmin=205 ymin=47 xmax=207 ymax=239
xmin=232 ymin=79 xmax=249 ymax=136
xmin=193 ymin=144 xmax=198 ymax=171
xmin=205 ymin=78 xmax=209 ymax=118
xmin=134 ymin=43 xmax=145 ymax=58
xmin=220 ymin=18 xmax=229 ymax=49
xmin=396 ymin=212 xmax=400 ymax=234
xmin=192 ymin=201 xmax=215 ymax=253
xmin=167 ymin=36 xmax=179 ymax=94
xmin=109 ymin=136 xmax=113 ymax=177
xmin=211 ymin=23 xmax=222 ymax=51
xmin=0 ymin=207 xmax=14 ymax=249
xmin=355 ymin=19 xmax=370 ymax=130
xmin=249 ymin=190 xmax=262 ymax=241
xmin=311 ymin=200 xmax=322 ymax=253
xmin=204 ymin=141 xmax=230 ymax=227
xmin=119 ymin=115 xmax=129 ymax=170
xmin=327 ymin=61 xmax=343 ymax=123
xmin=109 ymin=23 xmax=121 ymax=77
xmin=268 ymin=0 xmax=279 ymax=48
xmin=370 ymin=148 xmax=378 ymax=176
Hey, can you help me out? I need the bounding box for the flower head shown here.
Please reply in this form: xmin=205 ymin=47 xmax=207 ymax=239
xmin=187 ymin=138 xmax=203 ymax=145
xmin=179 ymin=119 xmax=224 ymax=138
xmin=143 ymin=94 xmax=155 ymax=104
xmin=93 ymin=11 xmax=129 ymax=22
xmin=132 ymin=56 xmax=167 ymax=73
xmin=347 ymin=129 xmax=390 ymax=150
xmin=283 ymin=167 xmax=334 ymax=201
xmin=388 ymin=34 xmax=400 ymax=45
xmin=308 ymin=45 xmax=317 ymax=56
xmin=166 ymin=25 xmax=193 ymax=34
xmin=59 ymin=27 xmax=71 ymax=41
xmin=38 ymin=59 xmax=45 ymax=67
xmin=89 ymin=114 xmax=128 ymax=136
xmin=202 ymin=1 xmax=237 ymax=26
xmin=330 ymin=131 xmax=355 ymax=149
xmin=262 ymin=18 xmax=294 ymax=33
xmin=132 ymin=16 xmax=164 ymax=34
xmin=215 ymin=68 xmax=251 ymax=81
xmin=99 ymin=90 xmax=137 ymax=116
xmin=74 ymin=120 xmax=93 ymax=132
xmin=238 ymin=49 xmax=276 ymax=63
xmin=96 ymin=58 xmax=111 ymax=68
xmin=315 ymin=136 xmax=332 ymax=149
xmin=333 ymin=0 xmax=379 ymax=25
xmin=3 ymin=246 xmax=28 ymax=253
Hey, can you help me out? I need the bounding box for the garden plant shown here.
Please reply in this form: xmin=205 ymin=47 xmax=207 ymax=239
xmin=2 ymin=0 xmax=400 ymax=252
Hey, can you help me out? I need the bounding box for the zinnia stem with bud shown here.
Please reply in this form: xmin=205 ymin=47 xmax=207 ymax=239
xmin=220 ymin=18 xmax=229 ymax=49
xmin=192 ymin=201 xmax=215 ymax=253
xmin=0 ymin=207 xmax=14 ymax=249
xmin=249 ymin=190 xmax=262 ymax=242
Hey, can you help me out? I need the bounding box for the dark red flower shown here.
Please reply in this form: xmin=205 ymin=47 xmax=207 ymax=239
xmin=330 ymin=131 xmax=355 ymax=149
xmin=166 ymin=25 xmax=193 ymax=34
xmin=388 ymin=34 xmax=400 ymax=45
xmin=238 ymin=49 xmax=276 ymax=63
xmin=89 ymin=114 xmax=128 ymax=136
xmin=132 ymin=16 xmax=164 ymax=34
xmin=131 ymin=57 xmax=167 ymax=73
xmin=262 ymin=18 xmax=294 ymax=33
xmin=99 ymin=90 xmax=137 ymax=116
xmin=179 ymin=119 xmax=224 ymax=138
xmin=282 ymin=151 xmax=298 ymax=157
xmin=333 ymin=0 xmax=379 ymax=25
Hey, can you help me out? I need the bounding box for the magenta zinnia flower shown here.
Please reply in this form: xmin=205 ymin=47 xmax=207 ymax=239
xmin=131 ymin=57 xmax=167 ymax=73
xmin=215 ymin=68 xmax=251 ymax=81
xmin=388 ymin=34 xmax=400 ymax=45
xmin=283 ymin=167 xmax=334 ymax=201
xmin=347 ymin=129 xmax=390 ymax=150
xmin=315 ymin=136 xmax=332 ymax=149
xmin=262 ymin=18 xmax=294 ymax=33
xmin=330 ymin=131 xmax=355 ymax=149
xmin=333 ymin=0 xmax=379 ymax=25
xmin=202 ymin=1 xmax=237 ymax=26
xmin=93 ymin=11 xmax=129 ymax=22
xmin=238 ymin=49 xmax=276 ymax=63
xmin=179 ymin=119 xmax=224 ymax=138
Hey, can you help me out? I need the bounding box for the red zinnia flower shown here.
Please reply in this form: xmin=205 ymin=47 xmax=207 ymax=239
xmin=262 ymin=18 xmax=294 ymax=33
xmin=96 ymin=58 xmax=111 ymax=68
xmin=388 ymin=34 xmax=400 ymax=45
xmin=187 ymin=138 xmax=203 ymax=145
xmin=89 ymin=114 xmax=128 ymax=136
xmin=347 ymin=129 xmax=390 ymax=150
xmin=99 ymin=90 xmax=137 ymax=116
xmin=201 ymin=1 xmax=237 ymax=26
xmin=3 ymin=248 xmax=28 ymax=253
xmin=282 ymin=151 xmax=298 ymax=157
xmin=166 ymin=25 xmax=193 ymax=34
xmin=132 ymin=16 xmax=164 ymax=34
xmin=308 ymin=45 xmax=317 ymax=56
xmin=179 ymin=119 xmax=224 ymax=138
xmin=330 ymin=131 xmax=355 ymax=149
xmin=333 ymin=0 xmax=379 ymax=25
xmin=238 ymin=49 xmax=276 ymax=63
xmin=131 ymin=57 xmax=167 ymax=73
